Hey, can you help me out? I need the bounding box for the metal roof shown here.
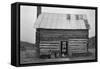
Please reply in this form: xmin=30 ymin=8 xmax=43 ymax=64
xmin=34 ymin=13 xmax=89 ymax=29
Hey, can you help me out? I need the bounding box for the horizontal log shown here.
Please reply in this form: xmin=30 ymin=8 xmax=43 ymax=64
xmin=40 ymin=49 xmax=59 ymax=51
xmin=39 ymin=30 xmax=88 ymax=34
xmin=39 ymin=31 xmax=88 ymax=35
xmin=40 ymin=35 xmax=88 ymax=37
xmin=70 ymin=47 xmax=86 ymax=49
xmin=40 ymin=47 xmax=60 ymax=49
xmin=40 ymin=45 xmax=60 ymax=48
xmin=40 ymin=32 xmax=88 ymax=35
xmin=40 ymin=41 xmax=60 ymax=43
xmin=71 ymin=49 xmax=87 ymax=51
xmin=68 ymin=41 xmax=87 ymax=43
xmin=69 ymin=46 xmax=87 ymax=48
xmin=68 ymin=40 xmax=88 ymax=42
xmin=40 ymin=44 xmax=60 ymax=46
xmin=69 ymin=47 xmax=86 ymax=50
xmin=68 ymin=43 xmax=87 ymax=45
xmin=68 ymin=42 xmax=87 ymax=43
xmin=40 ymin=37 xmax=87 ymax=41
xmin=70 ymin=50 xmax=87 ymax=52
xmin=70 ymin=48 xmax=86 ymax=50
xmin=68 ymin=39 xmax=88 ymax=40
xmin=40 ymin=34 xmax=88 ymax=37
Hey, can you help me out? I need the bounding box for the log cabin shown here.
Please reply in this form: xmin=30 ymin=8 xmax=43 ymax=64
xmin=34 ymin=8 xmax=90 ymax=58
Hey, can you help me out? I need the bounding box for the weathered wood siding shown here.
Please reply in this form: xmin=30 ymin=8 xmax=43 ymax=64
xmin=68 ymin=39 xmax=88 ymax=56
xmin=37 ymin=28 xmax=88 ymax=41
xmin=39 ymin=41 xmax=60 ymax=55
xmin=36 ymin=28 xmax=88 ymax=56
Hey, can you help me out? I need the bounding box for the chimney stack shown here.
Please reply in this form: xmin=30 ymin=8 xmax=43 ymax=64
xmin=37 ymin=6 xmax=41 ymax=18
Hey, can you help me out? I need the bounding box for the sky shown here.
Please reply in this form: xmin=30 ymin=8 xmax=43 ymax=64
xmin=20 ymin=6 xmax=95 ymax=44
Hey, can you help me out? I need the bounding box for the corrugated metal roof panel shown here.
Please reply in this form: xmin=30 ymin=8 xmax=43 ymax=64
xmin=34 ymin=13 xmax=88 ymax=29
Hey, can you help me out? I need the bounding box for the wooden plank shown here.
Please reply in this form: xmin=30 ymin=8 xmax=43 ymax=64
xmin=40 ymin=43 xmax=60 ymax=45
xmin=40 ymin=47 xmax=60 ymax=49
xmin=40 ymin=37 xmax=87 ymax=41
xmin=40 ymin=35 xmax=87 ymax=38
xmin=71 ymin=50 xmax=87 ymax=53
xmin=69 ymin=39 xmax=87 ymax=40
xmin=71 ymin=48 xmax=87 ymax=51
xmin=69 ymin=45 xmax=87 ymax=48
xmin=40 ymin=30 xmax=88 ymax=35
xmin=39 ymin=29 xmax=88 ymax=33
xmin=68 ymin=39 xmax=88 ymax=44
xmin=40 ymin=48 xmax=60 ymax=50
xmin=68 ymin=43 xmax=87 ymax=45
xmin=40 ymin=45 xmax=60 ymax=47
xmin=40 ymin=41 xmax=60 ymax=43
xmin=40 ymin=34 xmax=87 ymax=37
xmin=69 ymin=40 xmax=87 ymax=42
xmin=70 ymin=47 xmax=86 ymax=50
xmin=68 ymin=38 xmax=88 ymax=54
xmin=68 ymin=42 xmax=87 ymax=44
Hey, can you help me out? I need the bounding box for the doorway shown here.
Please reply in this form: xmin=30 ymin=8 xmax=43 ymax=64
xmin=61 ymin=41 xmax=68 ymax=57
